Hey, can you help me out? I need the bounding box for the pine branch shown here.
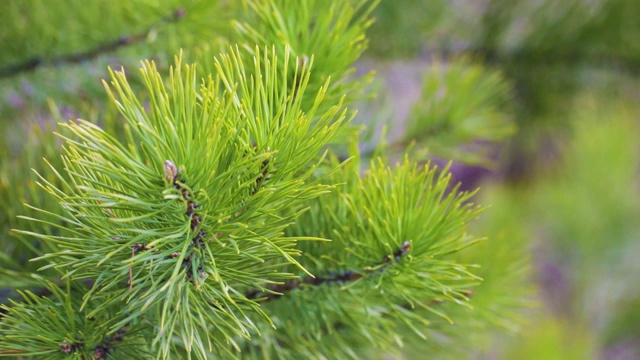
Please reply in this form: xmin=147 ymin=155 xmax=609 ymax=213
xmin=232 ymin=0 xmax=378 ymax=118
xmin=0 ymin=277 xmax=152 ymax=359
xmin=246 ymin=241 xmax=411 ymax=301
xmin=10 ymin=46 xmax=353 ymax=357
xmin=0 ymin=1 xmax=536 ymax=358
xmin=227 ymin=156 xmax=485 ymax=359
xmin=0 ymin=8 xmax=186 ymax=79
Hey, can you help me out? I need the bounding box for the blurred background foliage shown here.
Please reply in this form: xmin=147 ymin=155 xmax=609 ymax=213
xmin=1 ymin=0 xmax=639 ymax=358
xmin=365 ymin=0 xmax=640 ymax=358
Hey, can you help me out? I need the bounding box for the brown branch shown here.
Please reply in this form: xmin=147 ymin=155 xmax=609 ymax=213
xmin=0 ymin=349 xmax=32 ymax=354
xmin=0 ymin=8 xmax=186 ymax=79
xmin=93 ymin=326 xmax=126 ymax=359
xmin=246 ymin=270 xmax=364 ymax=301
xmin=123 ymin=159 xmax=211 ymax=291
xmin=246 ymin=241 xmax=412 ymax=301
xmin=59 ymin=341 xmax=83 ymax=354
xmin=164 ymin=160 xmax=208 ymax=284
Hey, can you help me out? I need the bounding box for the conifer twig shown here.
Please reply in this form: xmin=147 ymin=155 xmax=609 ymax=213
xmin=92 ymin=326 xmax=126 ymax=360
xmin=246 ymin=241 xmax=412 ymax=301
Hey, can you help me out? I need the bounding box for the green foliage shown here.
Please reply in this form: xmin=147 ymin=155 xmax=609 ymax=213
xmin=396 ymin=182 xmax=534 ymax=359
xmin=366 ymin=0 xmax=448 ymax=57
xmin=479 ymin=0 xmax=640 ymax=58
xmin=477 ymin=96 xmax=640 ymax=356
xmin=232 ymin=0 xmax=377 ymax=122
xmin=531 ymin=98 xmax=640 ymax=338
xmin=502 ymin=317 xmax=596 ymax=360
xmin=12 ymin=47 xmax=352 ymax=358
xmin=0 ymin=277 xmax=152 ymax=359
xmin=205 ymin=153 xmax=510 ymax=358
xmin=230 ymin=155 xmax=484 ymax=359
xmin=0 ymin=0 xmax=235 ymax=130
xmin=0 ymin=0 xmax=232 ymax=70
xmin=403 ymin=59 xmax=514 ymax=164
xmin=0 ymin=122 xmax=66 ymax=280
xmin=0 ymin=1 xmax=533 ymax=359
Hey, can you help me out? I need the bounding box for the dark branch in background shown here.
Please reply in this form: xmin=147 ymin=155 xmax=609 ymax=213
xmin=347 ymin=41 xmax=640 ymax=166
xmin=246 ymin=241 xmax=412 ymax=301
xmin=0 ymin=8 xmax=186 ymax=79
xmin=438 ymin=44 xmax=640 ymax=75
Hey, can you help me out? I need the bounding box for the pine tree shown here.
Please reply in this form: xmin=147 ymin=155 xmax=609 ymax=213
xmin=0 ymin=1 xmax=531 ymax=358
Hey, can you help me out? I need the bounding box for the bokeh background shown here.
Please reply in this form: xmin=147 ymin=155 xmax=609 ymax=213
xmin=366 ymin=1 xmax=640 ymax=359
xmin=1 ymin=1 xmax=639 ymax=358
